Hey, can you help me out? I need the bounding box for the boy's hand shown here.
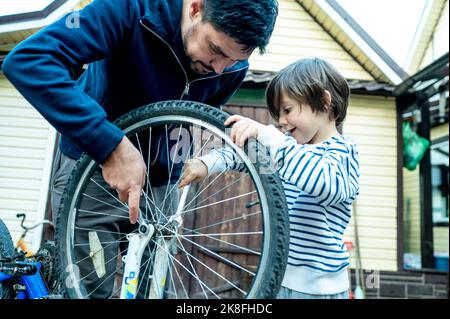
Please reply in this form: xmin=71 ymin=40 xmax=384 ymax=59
xmin=179 ymin=159 xmax=208 ymax=188
xmin=224 ymin=115 xmax=265 ymax=147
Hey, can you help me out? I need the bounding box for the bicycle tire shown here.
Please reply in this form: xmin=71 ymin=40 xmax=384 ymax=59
xmin=56 ymin=100 xmax=289 ymax=299
xmin=0 ymin=219 xmax=16 ymax=299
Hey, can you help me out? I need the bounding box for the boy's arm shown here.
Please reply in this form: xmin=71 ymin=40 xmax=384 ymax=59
xmin=258 ymin=125 xmax=360 ymax=206
xmin=199 ymin=147 xmax=245 ymax=175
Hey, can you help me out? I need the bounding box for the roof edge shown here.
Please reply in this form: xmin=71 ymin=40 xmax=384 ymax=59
xmin=0 ymin=0 xmax=81 ymax=33
xmin=394 ymin=53 xmax=449 ymax=96
xmin=316 ymin=0 xmax=409 ymax=84
xmin=0 ymin=0 xmax=67 ymax=25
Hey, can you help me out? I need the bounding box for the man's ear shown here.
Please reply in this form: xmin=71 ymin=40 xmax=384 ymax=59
xmin=323 ymin=90 xmax=332 ymax=109
xmin=189 ymin=0 xmax=204 ymax=20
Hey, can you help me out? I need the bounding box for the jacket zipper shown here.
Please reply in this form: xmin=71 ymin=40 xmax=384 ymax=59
xmin=139 ymin=20 xmax=248 ymax=100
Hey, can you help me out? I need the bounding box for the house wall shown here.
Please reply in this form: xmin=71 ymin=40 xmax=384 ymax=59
xmin=249 ymin=0 xmax=374 ymax=81
xmin=350 ymin=269 xmax=448 ymax=299
xmin=419 ymin=0 xmax=449 ymax=71
xmin=0 ymin=75 xmax=55 ymax=252
xmin=403 ymin=165 xmax=421 ymax=255
xmin=342 ymin=94 xmax=398 ymax=271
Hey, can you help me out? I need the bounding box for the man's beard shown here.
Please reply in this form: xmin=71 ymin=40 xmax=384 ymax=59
xmin=183 ymin=25 xmax=214 ymax=75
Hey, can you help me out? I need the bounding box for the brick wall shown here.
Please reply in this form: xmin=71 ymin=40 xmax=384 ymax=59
xmin=349 ymin=269 xmax=448 ymax=299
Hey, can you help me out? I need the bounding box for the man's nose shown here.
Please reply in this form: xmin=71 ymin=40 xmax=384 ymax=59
xmin=211 ymin=58 xmax=235 ymax=74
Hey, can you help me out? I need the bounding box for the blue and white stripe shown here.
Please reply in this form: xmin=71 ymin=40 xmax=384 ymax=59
xmin=199 ymin=126 xmax=360 ymax=291
xmin=275 ymin=134 xmax=360 ymax=272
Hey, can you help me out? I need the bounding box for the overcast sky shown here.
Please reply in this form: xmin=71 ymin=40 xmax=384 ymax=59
xmin=0 ymin=0 xmax=430 ymax=68
xmin=336 ymin=0 xmax=428 ymax=68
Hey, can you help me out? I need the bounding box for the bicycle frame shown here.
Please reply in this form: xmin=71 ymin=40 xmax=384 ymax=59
xmin=0 ymin=261 xmax=49 ymax=299
xmin=119 ymin=185 xmax=191 ymax=299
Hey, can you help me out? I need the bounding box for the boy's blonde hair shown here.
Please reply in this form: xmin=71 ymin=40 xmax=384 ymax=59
xmin=266 ymin=58 xmax=350 ymax=133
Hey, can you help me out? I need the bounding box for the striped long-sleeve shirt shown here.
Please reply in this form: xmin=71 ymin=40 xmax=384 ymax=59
xmin=200 ymin=124 xmax=360 ymax=295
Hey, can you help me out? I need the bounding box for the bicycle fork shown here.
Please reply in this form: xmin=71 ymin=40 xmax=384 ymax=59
xmin=120 ymin=185 xmax=190 ymax=299
xmin=120 ymin=223 xmax=155 ymax=299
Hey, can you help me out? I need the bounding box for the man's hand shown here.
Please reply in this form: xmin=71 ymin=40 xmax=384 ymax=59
xmin=178 ymin=159 xmax=208 ymax=189
xmin=224 ymin=115 xmax=265 ymax=147
xmin=102 ymin=136 xmax=146 ymax=224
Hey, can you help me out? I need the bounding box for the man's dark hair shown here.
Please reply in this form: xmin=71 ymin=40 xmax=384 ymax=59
xmin=201 ymin=0 xmax=278 ymax=54
xmin=266 ymin=58 xmax=350 ymax=133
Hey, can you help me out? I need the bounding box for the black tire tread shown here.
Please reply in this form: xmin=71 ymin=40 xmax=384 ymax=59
xmin=0 ymin=219 xmax=16 ymax=299
xmin=56 ymin=100 xmax=289 ymax=298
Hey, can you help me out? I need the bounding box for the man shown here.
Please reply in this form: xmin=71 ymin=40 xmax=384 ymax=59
xmin=2 ymin=0 xmax=278 ymax=297
xmin=2 ymin=0 xmax=277 ymax=223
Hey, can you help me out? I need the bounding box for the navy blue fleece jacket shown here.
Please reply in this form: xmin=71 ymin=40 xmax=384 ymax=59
xmin=2 ymin=0 xmax=248 ymax=171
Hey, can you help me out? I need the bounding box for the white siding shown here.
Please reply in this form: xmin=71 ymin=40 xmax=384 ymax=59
xmin=0 ymin=75 xmax=56 ymax=252
xmin=419 ymin=0 xmax=449 ymax=71
xmin=249 ymin=0 xmax=374 ymax=81
xmin=343 ymin=95 xmax=398 ymax=271
xmin=403 ymin=167 xmax=421 ymax=255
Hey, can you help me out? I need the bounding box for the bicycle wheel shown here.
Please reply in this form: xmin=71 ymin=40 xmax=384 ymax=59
xmin=0 ymin=219 xmax=16 ymax=299
xmin=56 ymin=100 xmax=289 ymax=299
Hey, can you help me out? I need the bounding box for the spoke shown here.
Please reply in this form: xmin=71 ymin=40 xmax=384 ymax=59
xmin=165 ymin=252 xmax=179 ymax=299
xmin=135 ymin=132 xmax=158 ymax=223
xmin=145 ymin=128 xmax=152 ymax=221
xmin=74 ymin=232 xmax=134 ymax=265
xmin=157 ymin=238 xmax=184 ymax=299
xmin=81 ymin=193 xmax=128 ymax=214
xmin=74 ymin=226 xmax=131 ymax=237
xmin=184 ymin=163 xmax=233 ymax=211
xmin=156 ymin=125 xmax=171 ymax=225
xmin=160 ymin=124 xmax=183 ymax=214
xmin=141 ymin=189 xmax=164 ymax=217
xmin=74 ymin=240 xmax=129 ymax=247
xmin=135 ymin=245 xmax=157 ymax=299
xmin=157 ymin=135 xmax=195 ymax=216
xmin=151 ymin=236 xmax=220 ymax=298
xmin=78 ymin=209 xmax=129 ymax=221
xmin=177 ymin=231 xmax=262 ymax=238
xmin=183 ymin=138 xmax=236 ymax=210
xmin=177 ymin=233 xmax=255 ymax=278
xmin=89 ymin=178 xmax=129 ymax=210
xmin=85 ymin=246 xmax=130 ymax=298
xmin=172 ymin=234 xmax=247 ymax=295
xmin=188 ymin=211 xmax=261 ymax=233
xmin=174 ymin=236 xmax=208 ymax=298
xmin=192 ymin=173 xmax=249 ymax=208
xmin=181 ymin=227 xmax=261 ymax=256
xmin=142 ymin=245 xmax=158 ymax=299
xmin=159 ymin=128 xmax=215 ymax=217
xmin=141 ymin=189 xmax=159 ymax=223
xmin=180 ymin=191 xmax=257 ymax=215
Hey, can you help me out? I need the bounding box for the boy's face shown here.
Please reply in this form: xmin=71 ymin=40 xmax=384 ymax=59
xmin=277 ymin=92 xmax=332 ymax=144
xmin=182 ymin=21 xmax=251 ymax=75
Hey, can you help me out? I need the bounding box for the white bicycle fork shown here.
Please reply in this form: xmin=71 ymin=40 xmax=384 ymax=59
xmin=120 ymin=185 xmax=190 ymax=299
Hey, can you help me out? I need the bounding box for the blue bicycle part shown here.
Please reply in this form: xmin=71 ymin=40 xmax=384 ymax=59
xmin=0 ymin=219 xmax=50 ymax=299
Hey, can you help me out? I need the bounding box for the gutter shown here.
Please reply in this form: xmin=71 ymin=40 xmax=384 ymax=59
xmin=393 ymin=53 xmax=449 ymax=97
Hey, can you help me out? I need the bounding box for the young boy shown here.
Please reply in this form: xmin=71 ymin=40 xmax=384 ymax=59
xmin=179 ymin=57 xmax=360 ymax=299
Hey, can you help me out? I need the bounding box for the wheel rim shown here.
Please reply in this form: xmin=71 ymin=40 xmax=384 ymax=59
xmin=62 ymin=115 xmax=273 ymax=299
